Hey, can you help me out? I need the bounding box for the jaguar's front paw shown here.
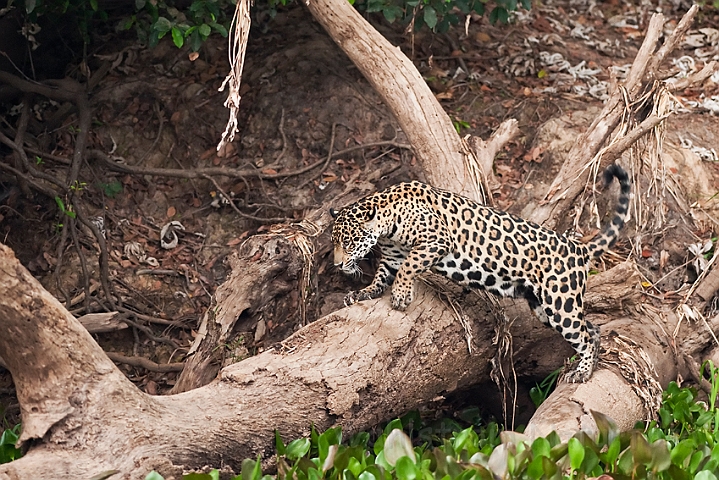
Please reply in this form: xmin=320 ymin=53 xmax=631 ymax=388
xmin=343 ymin=290 xmax=374 ymax=307
xmin=563 ymin=360 xmax=594 ymax=383
xmin=390 ymin=289 xmax=413 ymax=311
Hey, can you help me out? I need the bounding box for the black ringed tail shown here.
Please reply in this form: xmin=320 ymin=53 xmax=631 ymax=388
xmin=586 ymin=164 xmax=631 ymax=258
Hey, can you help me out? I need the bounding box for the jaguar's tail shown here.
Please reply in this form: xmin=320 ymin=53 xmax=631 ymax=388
xmin=586 ymin=164 xmax=631 ymax=258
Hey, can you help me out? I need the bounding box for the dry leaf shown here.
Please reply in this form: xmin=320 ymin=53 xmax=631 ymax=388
xmin=475 ymin=32 xmax=491 ymax=42
xmin=167 ymin=206 xmax=176 ymax=218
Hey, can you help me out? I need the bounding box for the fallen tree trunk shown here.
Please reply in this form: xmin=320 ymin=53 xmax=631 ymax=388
xmin=0 ymin=247 xmax=651 ymax=478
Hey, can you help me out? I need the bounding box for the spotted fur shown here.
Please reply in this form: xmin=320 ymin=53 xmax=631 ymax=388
xmin=331 ymin=164 xmax=631 ymax=383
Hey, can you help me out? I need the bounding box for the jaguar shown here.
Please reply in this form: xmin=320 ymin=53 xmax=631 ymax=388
xmin=330 ymin=164 xmax=631 ymax=383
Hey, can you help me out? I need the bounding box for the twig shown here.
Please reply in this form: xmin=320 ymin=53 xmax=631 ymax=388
xmin=54 ymin=222 xmax=72 ymax=308
xmin=0 ymin=126 xmax=67 ymax=191
xmin=0 ymin=160 xmax=60 ymax=198
xmin=136 ymin=269 xmax=180 ymax=276
xmin=115 ymin=305 xmax=192 ymax=329
xmin=297 ymin=122 xmax=338 ymax=190
xmin=121 ymin=317 xmax=181 ymax=350
xmin=23 ymin=146 xmax=71 ymax=165
xmin=601 ymin=113 xmax=667 ymax=163
xmin=69 ymin=218 xmax=92 ymax=314
xmin=0 ymin=71 xmax=87 ymax=103
xmin=105 ymin=351 xmax=185 ymax=373
xmin=647 ymin=5 xmax=698 ymax=76
xmin=12 ymin=96 xmax=32 ymax=197
xmin=73 ymin=201 xmax=116 ymax=310
xmin=669 ymin=61 xmax=718 ymax=92
xmin=138 ymin=102 xmax=165 ymax=165
xmin=202 ymin=174 xmax=290 ymax=223
xmin=275 ymin=108 xmax=288 ymax=164
xmin=87 ymin=140 xmax=412 ymax=180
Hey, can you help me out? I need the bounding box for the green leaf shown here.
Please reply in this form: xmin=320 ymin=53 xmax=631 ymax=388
xmin=567 ymin=437 xmax=585 ymax=471
xmin=689 ymin=450 xmax=708 ymax=474
xmin=183 ymin=473 xmax=215 ymax=480
xmin=171 ymin=26 xmax=184 ymax=48
xmin=144 ymin=472 xmax=164 ymax=480
xmin=384 ymin=419 xmax=403 ymax=437
xmin=603 ymin=437 xmax=621 ymax=466
xmin=672 ymin=439 xmax=697 ymax=467
xmin=25 ymin=0 xmax=36 ymax=13
xmin=696 ymin=471 xmax=718 ymax=480
xmin=525 ymin=455 xmax=544 ymax=479
xmin=154 ymin=16 xmax=172 ymax=34
xmin=617 ymin=448 xmax=634 ymax=475
xmin=358 ymin=471 xmax=376 ymax=480
xmin=540 ymin=455 xmax=557 ymax=476
xmin=592 ymin=410 xmax=619 ymax=446
xmin=275 ymin=431 xmax=286 ymax=456
xmin=395 ymin=456 xmax=418 ymax=480
xmin=241 ymin=457 xmax=262 ymax=480
xmin=135 ymin=0 xmax=146 ymax=9
xmin=198 ymin=23 xmax=211 ymax=38
xmin=631 ymin=431 xmax=652 ymax=465
xmin=454 ymin=427 xmax=479 ymax=456
xmin=382 ymin=5 xmax=403 ymax=23
xmin=307 ymin=467 xmax=321 ymax=480
xmin=488 ymin=6 xmax=508 ymax=24
xmin=286 ymin=438 xmax=311 ymax=461
xmin=0 ymin=425 xmax=22 ymax=464
xmin=350 ymin=432 xmax=370 ymax=448
xmin=531 ymin=437 xmax=550 ymax=459
xmin=189 ymin=29 xmax=202 ymax=51
xmin=423 ymin=6 xmax=437 ymax=30
xmin=650 ymin=439 xmax=671 ymax=472
xmin=209 ymin=22 xmax=228 ymax=37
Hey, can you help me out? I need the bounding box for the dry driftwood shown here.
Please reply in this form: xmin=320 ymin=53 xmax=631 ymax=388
xmin=0 ymin=244 xmax=497 ymax=478
xmin=2 ymin=1 xmax=719 ymax=478
xmin=0 ymin=248 xmax=647 ymax=479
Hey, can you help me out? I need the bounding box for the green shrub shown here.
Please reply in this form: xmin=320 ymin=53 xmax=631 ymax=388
xmin=146 ymin=375 xmax=719 ymax=480
xmin=0 ymin=424 xmax=22 ymax=464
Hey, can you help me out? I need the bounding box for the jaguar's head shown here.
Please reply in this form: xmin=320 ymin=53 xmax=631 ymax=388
xmin=330 ymin=203 xmax=380 ymax=275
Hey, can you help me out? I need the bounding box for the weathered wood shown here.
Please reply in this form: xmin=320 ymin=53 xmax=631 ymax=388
xmin=0 ymin=245 xmax=649 ymax=479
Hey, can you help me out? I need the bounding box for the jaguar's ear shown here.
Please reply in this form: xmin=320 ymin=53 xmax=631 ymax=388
xmin=363 ymin=207 xmax=378 ymax=230
xmin=329 ymin=208 xmax=339 ymax=218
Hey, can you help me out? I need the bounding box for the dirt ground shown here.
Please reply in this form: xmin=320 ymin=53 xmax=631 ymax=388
xmin=1 ymin=0 xmax=719 ymax=427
